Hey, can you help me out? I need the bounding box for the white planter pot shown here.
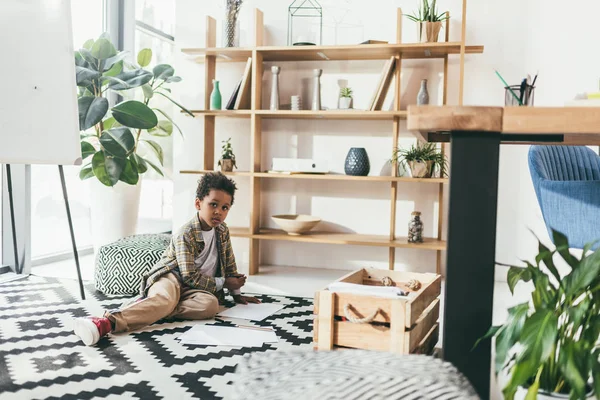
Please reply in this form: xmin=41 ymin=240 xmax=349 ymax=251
xmin=515 ymin=386 xmax=595 ymax=399
xmin=89 ymin=179 xmax=142 ymax=251
xmin=339 ymin=97 xmax=352 ymax=109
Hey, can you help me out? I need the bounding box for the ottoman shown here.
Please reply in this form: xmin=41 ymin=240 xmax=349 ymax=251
xmin=232 ymin=349 xmax=479 ymax=400
xmin=94 ymin=233 xmax=171 ymax=295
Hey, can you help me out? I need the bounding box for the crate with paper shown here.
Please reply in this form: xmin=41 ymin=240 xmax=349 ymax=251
xmin=313 ymin=268 xmax=441 ymax=354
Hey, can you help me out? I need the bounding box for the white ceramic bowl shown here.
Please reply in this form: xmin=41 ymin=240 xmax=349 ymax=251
xmin=271 ymin=214 xmax=321 ymax=235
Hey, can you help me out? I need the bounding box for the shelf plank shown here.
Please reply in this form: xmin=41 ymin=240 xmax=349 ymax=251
xmin=182 ymin=43 xmax=483 ymax=62
xmin=180 ymin=170 xmax=448 ymax=183
xmin=189 ymin=110 xmax=252 ymax=117
xmin=236 ymin=228 xmax=446 ymax=250
xmin=256 ymin=110 xmax=407 ymax=120
xmin=254 ymin=172 xmax=447 ymax=183
xmin=181 ymin=47 xmax=253 ymax=62
xmin=179 ymin=170 xmax=253 ymax=177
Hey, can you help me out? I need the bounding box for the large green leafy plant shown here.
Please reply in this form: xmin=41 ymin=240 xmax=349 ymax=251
xmin=478 ymin=231 xmax=600 ymax=399
xmin=76 ymin=34 xmax=193 ymax=186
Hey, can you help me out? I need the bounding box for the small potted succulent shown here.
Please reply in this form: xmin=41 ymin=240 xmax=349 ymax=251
xmin=339 ymin=87 xmax=353 ymax=109
xmin=218 ymin=137 xmax=237 ymax=172
xmin=406 ymin=0 xmax=449 ymax=43
xmin=390 ymin=142 xmax=447 ymax=178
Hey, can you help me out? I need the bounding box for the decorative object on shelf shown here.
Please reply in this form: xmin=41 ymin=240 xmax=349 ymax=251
xmin=406 ymin=0 xmax=449 ymax=43
xmin=288 ymin=0 xmax=322 ymax=46
xmin=226 ymin=79 xmax=242 ymax=110
xmin=417 ymin=79 xmax=430 ymax=105
xmin=339 ymin=87 xmax=353 ymax=109
xmin=210 ymin=79 xmax=222 ymax=110
xmin=291 ymin=95 xmax=302 ymax=110
xmin=476 ymin=231 xmax=600 ymax=400
xmin=224 ymin=0 xmax=243 ymax=47
xmin=270 ymin=66 xmax=281 ymax=110
xmin=381 ymin=276 xmax=394 ymax=287
xmin=408 ymin=211 xmax=424 ymax=243
xmin=218 ymin=137 xmax=237 ymax=172
xmin=312 ymin=68 xmax=323 ymax=111
xmin=406 ymin=278 xmax=422 ymax=291
xmin=390 ymin=142 xmax=447 ymax=178
xmin=271 ymin=214 xmax=322 ymax=235
xmin=344 ymin=147 xmax=370 ymax=176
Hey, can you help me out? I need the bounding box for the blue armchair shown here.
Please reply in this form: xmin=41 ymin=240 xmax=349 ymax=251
xmin=528 ymin=145 xmax=600 ymax=249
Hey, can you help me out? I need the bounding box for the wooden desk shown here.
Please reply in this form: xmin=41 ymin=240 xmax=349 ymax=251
xmin=407 ymin=106 xmax=600 ymax=399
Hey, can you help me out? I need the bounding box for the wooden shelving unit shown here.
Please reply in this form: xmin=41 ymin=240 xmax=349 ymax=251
xmin=183 ymin=2 xmax=481 ymax=275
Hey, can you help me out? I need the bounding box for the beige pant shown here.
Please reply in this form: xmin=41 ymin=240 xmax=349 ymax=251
xmin=105 ymin=272 xmax=219 ymax=333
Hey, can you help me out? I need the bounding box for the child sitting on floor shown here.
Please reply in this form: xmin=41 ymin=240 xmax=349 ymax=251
xmin=73 ymin=172 xmax=259 ymax=346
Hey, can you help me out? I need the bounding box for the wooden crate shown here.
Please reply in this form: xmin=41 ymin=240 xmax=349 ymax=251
xmin=313 ymin=268 xmax=441 ymax=354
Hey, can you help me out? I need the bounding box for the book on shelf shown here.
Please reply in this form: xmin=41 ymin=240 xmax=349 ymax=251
xmin=226 ymin=79 xmax=242 ymax=110
xmin=369 ymin=56 xmax=396 ymax=111
xmin=234 ymin=57 xmax=253 ymax=110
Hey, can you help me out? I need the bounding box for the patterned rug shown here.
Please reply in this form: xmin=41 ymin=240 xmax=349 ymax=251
xmin=0 ymin=276 xmax=314 ymax=399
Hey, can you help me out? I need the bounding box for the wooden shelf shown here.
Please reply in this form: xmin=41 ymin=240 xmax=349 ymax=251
xmin=187 ymin=110 xmax=406 ymax=120
xmin=180 ymin=170 xmax=448 ymax=184
xmin=182 ymin=42 xmax=483 ymax=62
xmin=234 ymin=228 xmax=446 ymax=250
xmin=256 ymin=110 xmax=407 ymax=120
xmin=189 ymin=110 xmax=252 ymax=118
xmin=254 ymin=172 xmax=448 ymax=183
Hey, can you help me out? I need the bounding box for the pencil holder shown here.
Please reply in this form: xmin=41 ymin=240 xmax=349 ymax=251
xmin=505 ymin=84 xmax=535 ymax=106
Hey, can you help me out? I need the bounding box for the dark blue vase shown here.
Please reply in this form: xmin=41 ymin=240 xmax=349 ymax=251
xmin=344 ymin=147 xmax=370 ymax=176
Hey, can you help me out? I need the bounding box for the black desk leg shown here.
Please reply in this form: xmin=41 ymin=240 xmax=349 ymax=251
xmin=443 ymin=131 xmax=501 ymax=399
xmin=5 ymin=164 xmax=21 ymax=274
xmin=58 ymin=166 xmax=86 ymax=300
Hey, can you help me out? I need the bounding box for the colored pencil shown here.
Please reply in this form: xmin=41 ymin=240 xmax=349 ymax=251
xmin=495 ymin=69 xmax=522 ymax=106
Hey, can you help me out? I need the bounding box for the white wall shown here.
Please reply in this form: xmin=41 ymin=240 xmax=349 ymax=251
xmin=172 ymin=0 xmax=600 ymax=276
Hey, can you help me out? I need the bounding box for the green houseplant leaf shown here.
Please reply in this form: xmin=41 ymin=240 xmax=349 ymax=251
xmin=148 ymin=120 xmax=173 ymax=137
xmin=81 ymin=141 xmax=96 ymax=159
xmin=91 ymin=38 xmax=117 ymax=60
xmin=153 ymin=64 xmax=174 ymax=80
xmin=119 ymin=157 xmax=139 ymax=185
xmin=91 ymin=151 xmax=124 ymax=186
xmin=132 ymin=154 xmax=148 ymax=173
xmin=137 ymin=48 xmax=152 ymax=67
xmin=99 ymin=127 xmax=135 ymax=159
xmin=108 ymin=69 xmax=153 ymax=90
xmin=78 ymin=96 xmax=109 ymax=130
xmin=142 ymin=139 xmax=164 ymax=165
xmin=76 ymin=66 xmax=100 ymax=87
xmin=111 ymin=100 xmax=158 ymax=129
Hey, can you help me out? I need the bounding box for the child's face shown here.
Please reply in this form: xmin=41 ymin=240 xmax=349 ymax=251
xmin=195 ymin=189 xmax=232 ymax=229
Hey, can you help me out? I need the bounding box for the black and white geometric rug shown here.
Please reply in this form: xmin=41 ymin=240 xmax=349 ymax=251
xmin=0 ymin=276 xmax=314 ymax=399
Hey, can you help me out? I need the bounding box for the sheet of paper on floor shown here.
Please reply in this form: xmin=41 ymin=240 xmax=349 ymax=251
xmin=179 ymin=324 xmax=278 ymax=347
xmin=216 ymin=303 xmax=285 ymax=321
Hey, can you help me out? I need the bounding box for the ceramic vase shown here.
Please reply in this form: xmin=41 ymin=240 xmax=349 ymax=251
xmin=270 ymin=66 xmax=280 ymax=111
xmin=312 ymin=69 xmax=322 ymax=111
xmin=210 ymin=80 xmax=222 ymax=110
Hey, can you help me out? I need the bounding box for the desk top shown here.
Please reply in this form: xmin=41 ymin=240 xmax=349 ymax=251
xmin=407 ymin=106 xmax=600 ymax=145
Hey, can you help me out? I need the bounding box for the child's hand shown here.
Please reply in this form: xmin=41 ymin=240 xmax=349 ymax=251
xmin=233 ymin=295 xmax=261 ymax=304
xmin=224 ymin=274 xmax=246 ymax=290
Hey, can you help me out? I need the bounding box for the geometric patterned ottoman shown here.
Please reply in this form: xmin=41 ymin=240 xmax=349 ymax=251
xmin=232 ymin=349 xmax=479 ymax=400
xmin=94 ymin=233 xmax=171 ymax=295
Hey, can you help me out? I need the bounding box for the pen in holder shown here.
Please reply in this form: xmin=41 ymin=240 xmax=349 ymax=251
xmin=505 ymin=84 xmax=535 ymax=106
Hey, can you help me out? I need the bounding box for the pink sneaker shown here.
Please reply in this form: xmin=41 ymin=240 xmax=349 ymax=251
xmin=72 ymin=317 xmax=112 ymax=346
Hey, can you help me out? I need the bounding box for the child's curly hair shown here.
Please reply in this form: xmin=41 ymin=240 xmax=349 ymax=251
xmin=196 ymin=172 xmax=238 ymax=205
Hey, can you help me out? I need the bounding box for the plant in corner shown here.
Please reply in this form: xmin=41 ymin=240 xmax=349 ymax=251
xmin=75 ymin=33 xmax=193 ymax=187
xmin=218 ymin=138 xmax=237 ymax=172
xmin=339 ymin=87 xmax=353 ymax=109
xmin=406 ymin=0 xmax=449 ymax=43
xmin=476 ymin=230 xmax=600 ymax=399
xmin=390 ymin=142 xmax=447 ymax=178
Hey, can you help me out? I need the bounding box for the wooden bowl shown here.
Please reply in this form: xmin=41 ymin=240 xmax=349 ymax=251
xmin=271 ymin=214 xmax=321 ymax=235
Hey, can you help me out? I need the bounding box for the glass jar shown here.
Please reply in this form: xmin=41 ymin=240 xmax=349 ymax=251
xmin=408 ymin=211 xmax=424 ymax=243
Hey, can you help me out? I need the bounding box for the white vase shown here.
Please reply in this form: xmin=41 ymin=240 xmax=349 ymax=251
xmin=339 ymin=97 xmax=352 ymax=109
xmin=89 ymin=178 xmax=142 ymax=251
xmin=312 ymin=69 xmax=322 ymax=111
xmin=270 ymin=66 xmax=280 ymax=110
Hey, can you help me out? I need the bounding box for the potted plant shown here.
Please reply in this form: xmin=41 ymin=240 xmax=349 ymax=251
xmin=339 ymin=87 xmax=353 ymax=109
xmin=406 ymin=0 xmax=449 ymax=43
xmin=75 ymin=33 xmax=193 ymax=248
xmin=476 ymin=230 xmax=600 ymax=399
xmin=390 ymin=142 xmax=447 ymax=178
xmin=218 ymin=138 xmax=237 ymax=172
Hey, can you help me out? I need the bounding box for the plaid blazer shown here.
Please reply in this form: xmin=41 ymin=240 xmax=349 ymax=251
xmin=140 ymin=214 xmax=239 ymax=303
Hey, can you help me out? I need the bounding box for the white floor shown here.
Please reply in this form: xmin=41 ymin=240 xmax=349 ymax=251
xmin=30 ymin=256 xmax=532 ymax=400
